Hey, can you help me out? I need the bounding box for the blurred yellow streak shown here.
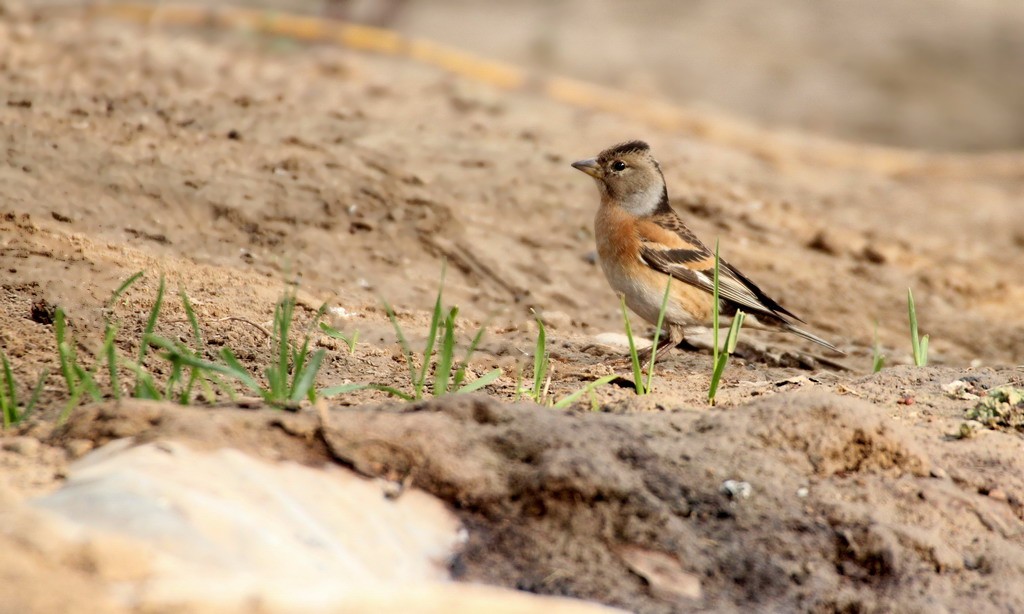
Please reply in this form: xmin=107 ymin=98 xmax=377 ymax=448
xmin=73 ymin=2 xmax=1024 ymax=180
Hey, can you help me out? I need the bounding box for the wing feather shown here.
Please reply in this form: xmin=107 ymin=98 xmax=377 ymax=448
xmin=638 ymin=210 xmax=803 ymax=323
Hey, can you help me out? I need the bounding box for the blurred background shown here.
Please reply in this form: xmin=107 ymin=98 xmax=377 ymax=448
xmin=190 ymin=0 xmax=1024 ymax=151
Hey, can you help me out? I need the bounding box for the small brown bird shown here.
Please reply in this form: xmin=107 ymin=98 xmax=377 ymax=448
xmin=572 ymin=140 xmax=841 ymax=358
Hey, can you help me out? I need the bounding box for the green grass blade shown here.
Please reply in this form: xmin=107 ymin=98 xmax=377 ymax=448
xmin=147 ymin=336 xmax=263 ymax=400
xmin=269 ymin=292 xmax=296 ymax=401
xmin=320 ymin=322 xmax=358 ymax=353
xmin=454 ymin=318 xmax=491 ymax=389
xmin=907 ymin=288 xmax=928 ymax=366
xmin=194 ymin=366 xmax=219 ymax=403
xmin=2 ymin=352 xmax=17 ymax=421
xmin=136 ymin=376 xmax=162 ymax=400
xmin=106 ymin=270 xmax=144 ymax=308
xmin=454 ymin=368 xmax=502 ymax=394
xmin=179 ymin=287 xmax=203 ymax=346
xmin=725 ymin=311 xmax=745 ymax=353
xmin=1 ymin=352 xmax=16 ymax=428
xmin=708 ymin=310 xmax=745 ymax=405
xmin=73 ymin=364 xmax=103 ymax=402
xmin=620 ymin=295 xmax=646 ymax=395
xmin=103 ymin=323 xmax=120 ymax=400
xmin=366 ymin=383 xmax=415 ymax=401
xmin=138 ymin=275 xmax=166 ymax=361
xmin=553 ymin=374 xmax=617 ymax=409
xmin=532 ymin=313 xmax=548 ymax=401
xmin=645 ymin=279 xmax=673 ymax=393
xmin=434 ymin=307 xmax=458 ymax=396
xmin=418 ymin=269 xmax=446 ymax=398
xmin=134 ymin=275 xmax=165 ymax=396
xmin=24 ymin=369 xmax=49 ymax=420
xmin=513 ymin=363 xmax=524 ymax=402
xmin=207 ymin=372 xmax=238 ymax=402
xmin=708 ymin=354 xmax=728 ymax=405
xmin=58 ymin=380 xmax=88 ymax=425
xmin=164 ymin=357 xmax=184 ymax=399
xmin=54 ymin=309 xmax=77 ymax=396
xmin=179 ymin=368 xmax=199 ymax=405
xmin=871 ymin=320 xmax=885 ymax=373
xmin=289 ymin=337 xmax=312 ymax=399
xmin=1 ymin=386 xmax=10 ymax=429
xmin=383 ymin=300 xmax=418 ymax=398
xmin=290 ymin=348 xmax=326 ymax=403
xmin=218 ymin=348 xmax=265 ymax=394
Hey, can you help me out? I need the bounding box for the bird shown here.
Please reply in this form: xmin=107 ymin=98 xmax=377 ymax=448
xmin=571 ymin=140 xmax=841 ymax=360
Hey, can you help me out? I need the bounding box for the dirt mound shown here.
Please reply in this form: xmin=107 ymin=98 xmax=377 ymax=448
xmin=318 ymin=393 xmax=949 ymax=613
xmin=42 ymin=394 xmax=1022 ymax=613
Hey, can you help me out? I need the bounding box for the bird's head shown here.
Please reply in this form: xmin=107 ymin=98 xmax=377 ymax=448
xmin=571 ymin=140 xmax=667 ymax=216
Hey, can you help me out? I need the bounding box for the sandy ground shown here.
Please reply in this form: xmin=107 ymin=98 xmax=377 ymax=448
xmin=2 ymin=3 xmax=1024 ymax=613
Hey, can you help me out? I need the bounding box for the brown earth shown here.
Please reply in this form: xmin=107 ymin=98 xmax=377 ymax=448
xmin=2 ymin=4 xmax=1024 ymax=613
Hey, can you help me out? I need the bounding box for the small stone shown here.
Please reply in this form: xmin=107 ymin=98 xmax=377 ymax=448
xmin=929 ymin=467 xmax=948 ymax=480
xmin=592 ymin=332 xmax=652 ymax=351
xmin=987 ymin=488 xmax=1008 ymax=502
xmin=897 ymin=396 xmax=915 ymax=406
xmin=2 ymin=436 xmax=40 ymax=456
xmin=721 ymin=480 xmax=751 ymax=499
xmin=942 ymin=380 xmax=979 ymax=400
xmin=796 ymin=487 xmax=809 ymax=498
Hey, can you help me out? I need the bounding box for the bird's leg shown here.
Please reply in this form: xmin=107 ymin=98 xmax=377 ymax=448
xmin=634 ymin=326 xmax=676 ymax=364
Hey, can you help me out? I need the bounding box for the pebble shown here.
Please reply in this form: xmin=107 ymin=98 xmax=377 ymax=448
xmin=987 ymin=488 xmax=1008 ymax=502
xmin=929 ymin=467 xmax=948 ymax=480
xmin=721 ymin=480 xmax=752 ymax=500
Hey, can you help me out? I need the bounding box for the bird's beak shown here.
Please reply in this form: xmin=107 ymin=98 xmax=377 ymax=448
xmin=571 ymin=158 xmax=601 ymax=178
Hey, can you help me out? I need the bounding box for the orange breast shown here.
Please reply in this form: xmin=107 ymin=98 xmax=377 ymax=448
xmin=594 ymin=205 xmax=714 ymax=326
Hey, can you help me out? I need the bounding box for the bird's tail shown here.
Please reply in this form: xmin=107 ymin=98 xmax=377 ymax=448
xmin=781 ymin=323 xmax=844 ymax=355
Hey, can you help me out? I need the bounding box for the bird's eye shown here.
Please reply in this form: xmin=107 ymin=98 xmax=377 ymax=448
xmin=611 ymin=160 xmax=627 ymax=172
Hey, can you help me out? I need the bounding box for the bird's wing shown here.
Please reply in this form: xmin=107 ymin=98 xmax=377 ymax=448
xmin=636 ymin=210 xmax=803 ymax=323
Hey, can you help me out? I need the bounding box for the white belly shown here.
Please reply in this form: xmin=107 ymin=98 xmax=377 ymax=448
xmin=599 ymin=256 xmax=698 ymax=328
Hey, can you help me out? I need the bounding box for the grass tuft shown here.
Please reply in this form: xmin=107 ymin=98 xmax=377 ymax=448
xmin=871 ymin=320 xmax=886 ymax=373
xmin=708 ymin=240 xmax=745 ymax=406
xmin=519 ymin=312 xmax=614 ymax=408
xmin=525 ymin=312 xmax=550 ymax=403
xmin=0 ymin=349 xmax=48 ymax=429
xmin=907 ymin=288 xmax=929 ymax=367
xmin=346 ymin=262 xmax=501 ymax=401
xmin=319 ymin=322 xmax=359 ymax=354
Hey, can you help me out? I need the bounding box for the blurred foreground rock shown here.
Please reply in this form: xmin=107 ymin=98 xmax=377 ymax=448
xmin=3 ymin=439 xmax=622 ymax=613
